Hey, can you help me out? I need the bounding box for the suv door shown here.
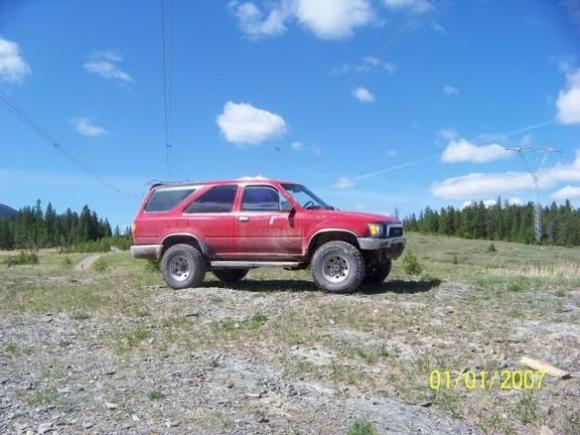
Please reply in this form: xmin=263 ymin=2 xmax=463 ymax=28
xmin=182 ymin=184 xmax=238 ymax=257
xmin=233 ymin=184 xmax=302 ymax=258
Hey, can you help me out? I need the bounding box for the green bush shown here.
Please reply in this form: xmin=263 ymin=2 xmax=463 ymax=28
xmin=348 ymin=419 xmax=377 ymax=435
xmin=61 ymin=236 xmax=132 ymax=254
xmin=144 ymin=258 xmax=160 ymax=272
xmin=92 ymin=256 xmax=110 ymax=272
xmin=487 ymin=242 xmax=497 ymax=253
xmin=402 ymin=251 xmax=423 ymax=275
xmin=3 ymin=251 xmax=39 ymax=267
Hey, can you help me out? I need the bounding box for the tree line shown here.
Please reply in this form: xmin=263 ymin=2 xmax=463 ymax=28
xmin=0 ymin=200 xmax=129 ymax=250
xmin=403 ymin=199 xmax=580 ymax=247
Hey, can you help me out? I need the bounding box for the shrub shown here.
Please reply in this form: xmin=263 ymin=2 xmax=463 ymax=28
xmin=147 ymin=389 xmax=164 ymax=401
xmin=348 ymin=419 xmax=377 ymax=435
xmin=62 ymin=256 xmax=73 ymax=267
xmin=144 ymin=259 xmax=160 ymax=272
xmin=487 ymin=242 xmax=497 ymax=252
xmin=402 ymin=251 xmax=423 ymax=275
xmin=92 ymin=256 xmax=110 ymax=272
xmin=247 ymin=313 xmax=268 ymax=329
xmin=3 ymin=251 xmax=39 ymax=267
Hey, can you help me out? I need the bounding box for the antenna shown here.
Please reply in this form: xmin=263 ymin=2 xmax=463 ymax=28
xmin=504 ymin=146 xmax=561 ymax=242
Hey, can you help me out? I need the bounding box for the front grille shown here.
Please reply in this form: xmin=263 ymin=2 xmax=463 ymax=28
xmin=387 ymin=225 xmax=403 ymax=237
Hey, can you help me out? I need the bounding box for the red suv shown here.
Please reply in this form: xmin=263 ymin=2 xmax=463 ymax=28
xmin=131 ymin=179 xmax=405 ymax=293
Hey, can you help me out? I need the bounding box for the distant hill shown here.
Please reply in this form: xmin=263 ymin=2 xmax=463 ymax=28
xmin=0 ymin=204 xmax=17 ymax=218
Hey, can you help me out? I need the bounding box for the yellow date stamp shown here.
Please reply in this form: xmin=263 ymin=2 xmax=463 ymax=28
xmin=429 ymin=369 xmax=546 ymax=391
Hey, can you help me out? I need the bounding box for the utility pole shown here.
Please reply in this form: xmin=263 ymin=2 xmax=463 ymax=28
xmin=504 ymin=146 xmax=561 ymax=242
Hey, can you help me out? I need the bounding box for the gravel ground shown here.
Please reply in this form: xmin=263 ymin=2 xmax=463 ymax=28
xmin=1 ymin=287 xmax=480 ymax=434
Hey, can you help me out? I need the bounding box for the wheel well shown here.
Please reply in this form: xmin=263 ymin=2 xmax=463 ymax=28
xmin=161 ymin=235 xmax=205 ymax=258
xmin=307 ymin=231 xmax=359 ymax=258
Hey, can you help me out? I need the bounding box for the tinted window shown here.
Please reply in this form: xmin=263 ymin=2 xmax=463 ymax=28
xmin=185 ymin=185 xmax=237 ymax=213
xmin=145 ymin=188 xmax=196 ymax=212
xmin=242 ymin=186 xmax=280 ymax=211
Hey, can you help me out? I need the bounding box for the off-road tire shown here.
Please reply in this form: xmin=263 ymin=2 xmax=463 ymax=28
xmin=161 ymin=244 xmax=206 ymax=289
xmin=363 ymin=259 xmax=392 ymax=285
xmin=213 ymin=269 xmax=249 ymax=284
xmin=311 ymin=241 xmax=365 ymax=293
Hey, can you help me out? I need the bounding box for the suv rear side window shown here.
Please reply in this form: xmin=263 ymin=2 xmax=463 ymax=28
xmin=145 ymin=187 xmax=196 ymax=212
xmin=241 ymin=186 xmax=280 ymax=211
xmin=185 ymin=185 xmax=237 ymax=213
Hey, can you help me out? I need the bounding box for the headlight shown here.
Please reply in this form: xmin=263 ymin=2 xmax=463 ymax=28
xmin=368 ymin=223 xmax=383 ymax=238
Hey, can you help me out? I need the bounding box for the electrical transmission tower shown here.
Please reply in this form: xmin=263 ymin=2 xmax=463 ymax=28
xmin=504 ymin=146 xmax=561 ymax=242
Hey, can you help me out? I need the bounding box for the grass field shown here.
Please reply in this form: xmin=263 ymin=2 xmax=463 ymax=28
xmin=1 ymin=233 xmax=579 ymax=433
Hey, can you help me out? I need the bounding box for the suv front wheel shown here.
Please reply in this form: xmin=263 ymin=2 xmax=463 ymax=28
xmin=161 ymin=244 xmax=206 ymax=289
xmin=311 ymin=241 xmax=365 ymax=293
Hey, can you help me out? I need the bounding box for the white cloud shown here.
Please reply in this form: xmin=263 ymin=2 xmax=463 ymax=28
xmin=508 ymin=197 xmax=523 ymax=206
xmin=83 ymin=51 xmax=134 ymax=84
xmin=353 ymin=86 xmax=375 ymax=103
xmin=551 ymin=185 xmax=580 ymax=200
xmin=72 ymin=118 xmax=109 ymax=137
xmin=230 ymin=1 xmax=290 ymax=39
xmin=291 ymin=141 xmax=304 ymax=151
xmin=442 ymin=139 xmax=514 ymax=164
xmin=556 ymin=68 xmax=580 ymax=125
xmin=437 ymin=128 xmax=458 ymax=141
xmin=432 ymin=23 xmax=446 ymax=34
xmin=231 ymin=0 xmax=375 ymax=40
xmin=332 ymin=56 xmax=396 ymax=76
xmin=433 ymin=150 xmax=580 ymax=199
xmin=295 ymin=0 xmax=374 ymax=39
xmin=334 ymin=177 xmax=355 ymax=189
xmin=0 ymin=36 xmax=30 ymax=83
xmin=443 ymin=85 xmax=460 ymax=96
xmin=216 ymin=101 xmax=287 ymax=146
xmin=382 ymin=0 xmax=433 ymax=14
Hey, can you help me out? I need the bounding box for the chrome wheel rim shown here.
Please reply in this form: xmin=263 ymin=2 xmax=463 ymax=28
xmin=322 ymin=254 xmax=350 ymax=283
xmin=169 ymin=255 xmax=191 ymax=282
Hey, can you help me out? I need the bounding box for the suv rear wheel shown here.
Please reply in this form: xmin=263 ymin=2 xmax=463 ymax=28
xmin=363 ymin=259 xmax=392 ymax=285
xmin=161 ymin=244 xmax=206 ymax=289
xmin=213 ymin=269 xmax=249 ymax=284
xmin=311 ymin=241 xmax=365 ymax=293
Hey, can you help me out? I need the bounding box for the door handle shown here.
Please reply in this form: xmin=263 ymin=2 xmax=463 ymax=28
xmin=238 ymin=216 xmax=249 ymax=223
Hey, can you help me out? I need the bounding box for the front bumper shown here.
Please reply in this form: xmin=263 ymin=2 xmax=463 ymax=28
xmin=357 ymin=236 xmax=406 ymax=258
xmin=130 ymin=244 xmax=162 ymax=259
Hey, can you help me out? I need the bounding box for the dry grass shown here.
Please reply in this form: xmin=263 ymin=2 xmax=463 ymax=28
xmin=1 ymin=233 xmax=579 ymax=433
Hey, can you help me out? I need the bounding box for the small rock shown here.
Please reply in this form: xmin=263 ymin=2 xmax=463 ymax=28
xmin=257 ymin=414 xmax=269 ymax=423
xmin=104 ymin=369 xmax=116 ymax=376
xmin=420 ymin=401 xmax=432 ymax=407
xmin=38 ymin=422 xmax=53 ymax=434
xmin=131 ymin=414 xmax=140 ymax=422
xmin=105 ymin=402 xmax=118 ymax=410
xmin=165 ymin=420 xmax=181 ymax=428
xmin=185 ymin=311 xmax=200 ymax=317
xmin=82 ymin=421 xmax=94 ymax=429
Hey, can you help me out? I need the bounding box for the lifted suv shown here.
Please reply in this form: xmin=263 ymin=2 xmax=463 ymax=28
xmin=131 ymin=179 xmax=405 ymax=293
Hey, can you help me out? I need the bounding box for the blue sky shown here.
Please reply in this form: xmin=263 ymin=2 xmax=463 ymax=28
xmin=1 ymin=0 xmax=580 ymax=227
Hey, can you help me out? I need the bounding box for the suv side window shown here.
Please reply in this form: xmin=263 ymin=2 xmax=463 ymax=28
xmin=185 ymin=185 xmax=237 ymax=213
xmin=241 ymin=186 xmax=280 ymax=212
xmin=145 ymin=187 xmax=197 ymax=212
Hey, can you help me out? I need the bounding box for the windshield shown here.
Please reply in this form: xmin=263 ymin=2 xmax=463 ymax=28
xmin=281 ymin=183 xmax=332 ymax=210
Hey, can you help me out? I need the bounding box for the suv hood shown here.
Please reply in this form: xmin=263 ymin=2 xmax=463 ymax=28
xmin=308 ymin=209 xmax=400 ymax=224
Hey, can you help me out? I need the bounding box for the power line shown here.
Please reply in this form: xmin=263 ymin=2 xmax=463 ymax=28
xmin=0 ymin=90 xmax=139 ymax=198
xmin=159 ymin=0 xmax=173 ymax=179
